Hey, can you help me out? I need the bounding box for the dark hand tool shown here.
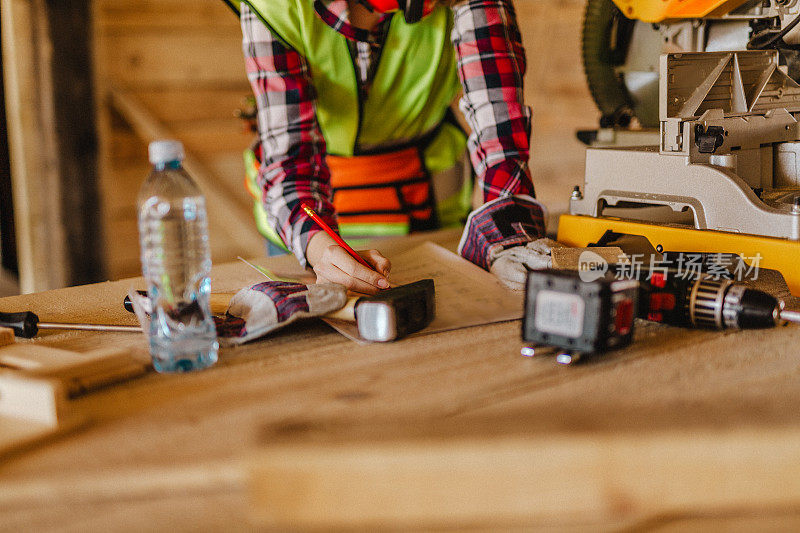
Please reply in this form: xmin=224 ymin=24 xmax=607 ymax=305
xmin=0 ymin=311 xmax=141 ymax=339
xmin=522 ymin=267 xmax=800 ymax=365
xmin=522 ymin=269 xmax=639 ymax=364
xmin=325 ymin=279 xmax=435 ymax=342
xmin=639 ymin=273 xmax=800 ymax=330
xmin=125 ymin=279 xmax=436 ymax=342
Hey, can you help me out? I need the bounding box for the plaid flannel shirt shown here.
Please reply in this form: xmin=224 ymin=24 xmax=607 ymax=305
xmin=241 ymin=0 xmax=534 ymax=266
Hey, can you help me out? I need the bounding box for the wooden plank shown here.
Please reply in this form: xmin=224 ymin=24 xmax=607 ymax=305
xmin=96 ymin=91 xmax=261 ymax=279
xmin=105 ymin=116 xmax=150 ymax=164
xmin=1 ymin=0 xmax=68 ymax=292
xmin=171 ymin=119 xmax=254 ymax=157
xmin=0 ymin=415 xmax=83 ymax=460
xmin=0 ymin=374 xmax=66 ymax=426
xmin=0 ymin=270 xmax=17 ymax=298
xmin=98 ymin=166 xmax=146 ymax=214
xmin=0 ymin=345 xmax=147 ymax=395
xmin=103 ymin=214 xmax=256 ymax=281
xmin=0 ymin=459 xmax=245 ymax=510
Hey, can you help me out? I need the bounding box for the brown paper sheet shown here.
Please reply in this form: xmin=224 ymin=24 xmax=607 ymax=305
xmin=323 ymin=242 xmax=523 ymax=343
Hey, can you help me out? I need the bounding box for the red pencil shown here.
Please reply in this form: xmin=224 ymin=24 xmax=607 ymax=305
xmin=301 ymin=202 xmax=375 ymax=271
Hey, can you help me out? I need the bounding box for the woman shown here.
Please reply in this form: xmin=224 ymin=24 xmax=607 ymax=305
xmin=228 ymin=0 xmax=548 ymax=293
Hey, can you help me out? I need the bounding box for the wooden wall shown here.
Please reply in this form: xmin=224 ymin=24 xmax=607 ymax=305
xmin=93 ymin=0 xmax=598 ymax=280
xmin=93 ymin=0 xmax=259 ymax=280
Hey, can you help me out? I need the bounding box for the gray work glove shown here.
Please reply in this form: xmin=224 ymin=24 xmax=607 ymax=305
xmin=129 ymin=282 xmax=349 ymax=347
xmin=218 ymin=281 xmax=347 ymax=345
xmin=489 ymin=238 xmax=565 ymax=291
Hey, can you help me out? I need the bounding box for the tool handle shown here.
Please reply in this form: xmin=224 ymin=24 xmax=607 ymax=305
xmin=123 ymin=291 xmax=148 ymax=313
xmin=321 ymin=297 xmax=359 ymax=322
xmin=0 ymin=311 xmax=40 ymax=338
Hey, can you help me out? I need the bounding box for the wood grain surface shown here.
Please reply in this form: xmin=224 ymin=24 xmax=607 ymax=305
xmin=1 ymin=230 xmax=800 ymax=530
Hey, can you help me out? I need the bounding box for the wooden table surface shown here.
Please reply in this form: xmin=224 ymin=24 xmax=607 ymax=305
xmin=2 ymin=229 xmax=800 ymax=531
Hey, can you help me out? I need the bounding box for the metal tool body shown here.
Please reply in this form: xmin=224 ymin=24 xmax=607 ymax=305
xmin=584 ymin=0 xmax=800 ymax=131
xmin=349 ymin=279 xmax=435 ymax=342
xmin=572 ymin=51 xmax=800 ymax=240
xmin=0 ymin=311 xmax=141 ymax=338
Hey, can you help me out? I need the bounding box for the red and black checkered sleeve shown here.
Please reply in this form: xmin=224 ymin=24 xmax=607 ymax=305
xmin=241 ymin=4 xmax=338 ymax=266
xmin=452 ymin=0 xmax=535 ymax=203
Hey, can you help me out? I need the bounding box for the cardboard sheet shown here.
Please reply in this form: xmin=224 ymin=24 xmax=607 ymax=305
xmin=323 ymin=242 xmax=524 ymax=343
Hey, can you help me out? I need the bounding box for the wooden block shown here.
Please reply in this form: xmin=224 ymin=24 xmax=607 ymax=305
xmin=0 ymin=345 xmax=148 ymax=396
xmin=68 ymin=362 xmax=148 ymax=395
xmin=0 ymin=374 xmax=87 ymax=457
xmin=63 ymin=348 xmax=148 ymax=395
xmin=0 ymin=414 xmax=84 ymax=459
xmin=551 ymin=246 xmax=629 ymax=270
xmin=0 ymin=327 xmax=14 ymax=347
xmin=0 ymin=373 xmax=67 ymax=426
xmin=0 ymin=344 xmax=84 ymax=374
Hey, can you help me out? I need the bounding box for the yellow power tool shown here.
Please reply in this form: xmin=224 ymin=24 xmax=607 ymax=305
xmin=561 ymin=0 xmax=800 ymax=295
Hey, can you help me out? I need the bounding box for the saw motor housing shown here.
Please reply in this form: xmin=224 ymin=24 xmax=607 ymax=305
xmin=584 ymin=0 xmax=800 ymax=131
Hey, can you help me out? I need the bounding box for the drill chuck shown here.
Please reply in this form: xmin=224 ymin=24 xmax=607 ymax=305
xmin=684 ymin=278 xmax=780 ymax=330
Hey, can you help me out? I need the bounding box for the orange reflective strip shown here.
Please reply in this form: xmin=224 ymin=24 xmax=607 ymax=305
xmin=327 ymin=148 xmax=423 ymax=187
xmin=334 ymin=186 xmax=404 ymax=214
xmin=249 ymin=148 xmax=435 ymax=230
xmin=337 ymin=213 xmax=410 ymax=225
xmin=328 ymin=147 xmax=434 ymax=228
xmin=401 ymin=182 xmax=430 ymax=209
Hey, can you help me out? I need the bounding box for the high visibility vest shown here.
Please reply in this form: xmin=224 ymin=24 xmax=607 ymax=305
xmin=226 ymin=0 xmax=470 ymax=246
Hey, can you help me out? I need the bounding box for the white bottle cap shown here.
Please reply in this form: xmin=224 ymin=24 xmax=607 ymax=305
xmin=148 ymin=140 xmax=185 ymax=165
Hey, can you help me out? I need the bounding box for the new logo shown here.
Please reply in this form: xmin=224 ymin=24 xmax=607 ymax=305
xmin=578 ymin=250 xmax=609 ymax=282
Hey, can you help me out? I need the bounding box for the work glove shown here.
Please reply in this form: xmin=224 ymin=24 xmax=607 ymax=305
xmin=489 ymin=238 xmax=565 ymax=290
xmin=458 ymin=195 xmax=559 ymax=290
xmin=217 ymin=281 xmax=347 ymax=345
xmin=129 ymin=281 xmax=348 ymax=347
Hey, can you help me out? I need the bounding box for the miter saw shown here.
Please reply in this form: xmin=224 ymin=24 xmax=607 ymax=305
xmin=559 ymin=0 xmax=800 ymax=294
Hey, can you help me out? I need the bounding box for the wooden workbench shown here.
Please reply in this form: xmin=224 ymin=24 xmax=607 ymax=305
xmin=2 ymin=229 xmax=800 ymax=531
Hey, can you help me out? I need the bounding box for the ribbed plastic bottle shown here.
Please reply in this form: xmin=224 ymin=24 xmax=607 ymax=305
xmin=137 ymin=140 xmax=218 ymax=372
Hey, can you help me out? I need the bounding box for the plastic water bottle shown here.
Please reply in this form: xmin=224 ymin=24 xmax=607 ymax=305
xmin=137 ymin=140 xmax=218 ymax=373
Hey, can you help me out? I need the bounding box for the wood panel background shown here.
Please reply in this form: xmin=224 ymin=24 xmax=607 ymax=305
xmin=92 ymin=0 xmax=598 ymax=280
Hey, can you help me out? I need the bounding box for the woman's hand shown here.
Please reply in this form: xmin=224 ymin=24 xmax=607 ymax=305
xmin=306 ymin=232 xmax=391 ymax=294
